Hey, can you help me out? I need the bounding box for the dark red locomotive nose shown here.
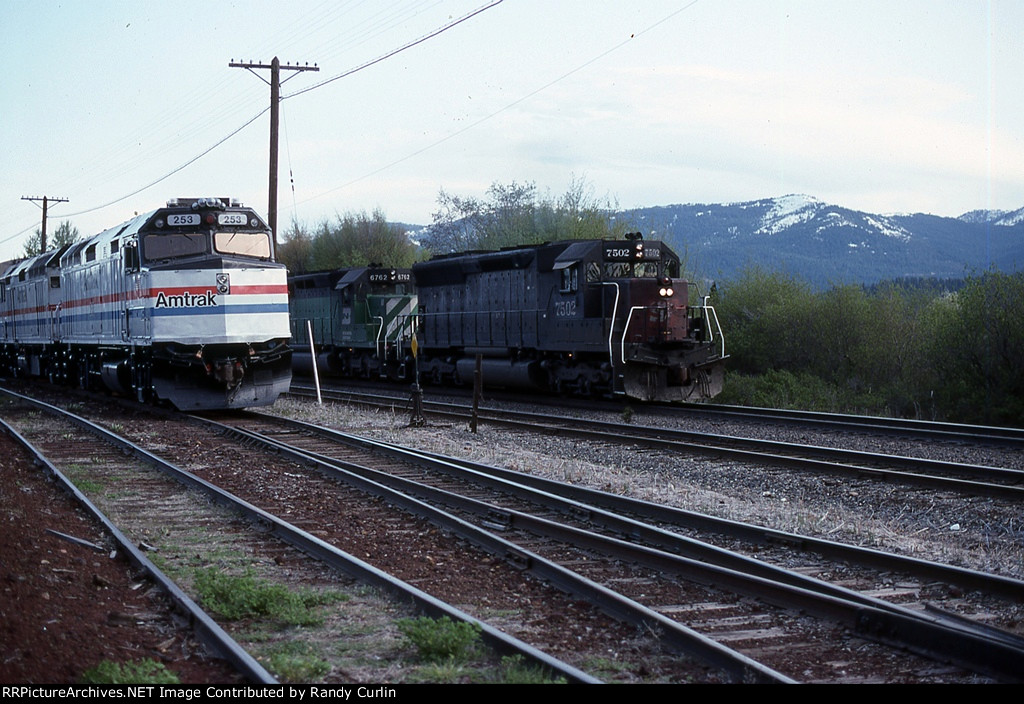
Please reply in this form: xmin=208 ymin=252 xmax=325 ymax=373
xmin=622 ymin=278 xmax=690 ymax=344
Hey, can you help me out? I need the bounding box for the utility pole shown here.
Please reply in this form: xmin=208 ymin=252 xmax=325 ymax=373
xmin=229 ymin=57 xmax=318 ymax=251
xmin=21 ymin=195 xmax=68 ymax=252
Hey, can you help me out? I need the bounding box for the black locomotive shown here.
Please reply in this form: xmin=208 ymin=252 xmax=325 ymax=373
xmin=289 ymin=235 xmax=725 ymax=402
xmin=413 ymin=235 xmax=725 ymax=401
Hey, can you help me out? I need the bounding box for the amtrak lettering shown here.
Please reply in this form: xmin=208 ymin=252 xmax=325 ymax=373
xmin=155 ymin=290 xmax=218 ymax=308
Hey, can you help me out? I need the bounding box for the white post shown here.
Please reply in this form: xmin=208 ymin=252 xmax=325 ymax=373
xmin=306 ymin=320 xmax=322 ymax=405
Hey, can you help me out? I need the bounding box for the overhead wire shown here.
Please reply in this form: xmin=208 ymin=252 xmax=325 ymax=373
xmin=31 ymin=1 xmax=500 ymax=232
xmin=7 ymin=0 xmax=694 ymax=252
xmin=284 ymin=0 xmax=502 ymax=101
xmin=59 ymin=107 xmax=270 ymax=219
xmin=290 ymin=1 xmax=702 ymax=209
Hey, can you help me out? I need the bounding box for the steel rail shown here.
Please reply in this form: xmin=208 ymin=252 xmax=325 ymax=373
xmin=291 ymin=381 xmax=1024 ymax=448
xmin=203 ymin=412 xmax=1024 ymax=682
xmin=298 ymin=387 xmax=1024 ymax=499
xmin=671 ymin=402 xmax=1024 ymax=447
xmin=280 ymin=386 xmax=1024 ymax=597
xmin=190 ymin=414 xmax=793 ymax=684
xmin=0 ymin=388 xmax=600 ymax=685
xmin=399 ymin=439 xmax=1024 ymax=602
xmin=434 ymin=397 xmax=1024 ymax=484
xmin=0 ymin=404 xmax=278 ymax=684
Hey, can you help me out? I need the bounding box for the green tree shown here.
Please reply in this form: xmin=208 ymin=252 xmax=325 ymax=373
xmin=713 ymin=266 xmax=818 ymax=375
xmin=922 ymin=271 xmax=1024 ymax=425
xmin=276 ymin=220 xmax=314 ymax=273
xmin=280 ymin=210 xmax=419 ymax=273
xmin=22 ymin=220 xmax=79 ymax=257
xmin=858 ymin=282 xmax=935 ymax=416
xmin=424 ymin=176 xmax=630 ymax=254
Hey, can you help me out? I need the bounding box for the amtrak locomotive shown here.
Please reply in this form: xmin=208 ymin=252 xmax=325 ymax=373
xmin=0 ymin=198 xmax=292 ymax=410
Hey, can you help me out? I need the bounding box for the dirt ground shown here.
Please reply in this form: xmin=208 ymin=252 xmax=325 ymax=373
xmin=0 ymin=430 xmax=242 ymax=684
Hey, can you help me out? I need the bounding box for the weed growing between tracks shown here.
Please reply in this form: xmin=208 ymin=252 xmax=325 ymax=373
xmin=193 ymin=568 xmax=350 ymax=626
xmin=81 ymin=659 xmax=181 ymax=685
xmin=395 ymin=616 xmax=566 ymax=684
xmin=396 ymin=615 xmax=482 ymax=662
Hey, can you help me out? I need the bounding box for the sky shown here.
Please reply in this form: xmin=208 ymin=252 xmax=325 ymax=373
xmin=1 ymin=0 xmax=1022 ymax=261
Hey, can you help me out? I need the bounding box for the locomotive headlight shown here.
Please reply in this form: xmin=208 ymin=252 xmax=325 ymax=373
xmin=155 ymin=219 xmax=165 ymax=228
xmin=659 ymin=287 xmax=674 ymax=297
xmin=634 ymin=243 xmax=644 ymax=258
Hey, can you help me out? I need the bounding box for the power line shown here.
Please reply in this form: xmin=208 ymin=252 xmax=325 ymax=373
xmin=283 ymin=0 xmax=503 ymax=100
xmin=60 ymin=108 xmax=270 ymax=219
xmin=290 ymin=1 xmax=702 ymax=210
xmin=1 ymin=0 xmax=503 ymax=256
xmin=28 ymin=2 xmax=502 ymax=234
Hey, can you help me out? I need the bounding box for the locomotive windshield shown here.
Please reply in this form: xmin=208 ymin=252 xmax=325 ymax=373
xmin=591 ymin=260 xmax=676 ymax=280
xmin=215 ymin=231 xmax=271 ymax=259
xmin=593 ymin=240 xmax=680 ymax=280
xmin=143 ymin=233 xmax=207 ymax=261
xmin=141 ymin=230 xmax=272 ymax=262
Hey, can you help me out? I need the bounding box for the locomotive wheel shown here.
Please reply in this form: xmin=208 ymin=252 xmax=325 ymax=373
xmin=578 ymin=377 xmax=592 ymax=397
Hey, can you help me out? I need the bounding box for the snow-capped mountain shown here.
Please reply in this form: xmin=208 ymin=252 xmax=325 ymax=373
xmin=629 ymin=195 xmax=1024 ymax=287
xmin=958 ymin=208 xmax=1024 ymax=227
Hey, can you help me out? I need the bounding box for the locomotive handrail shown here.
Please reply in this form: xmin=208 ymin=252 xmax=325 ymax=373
xmin=373 ymin=315 xmax=385 ymax=365
xmin=599 ymin=282 xmax=621 ymax=367
xmin=710 ymin=306 xmax=726 ymax=359
xmin=619 ymin=305 xmax=647 ymax=364
xmin=701 ymin=296 xmax=727 ymax=359
xmin=391 ymin=313 xmax=418 ymax=357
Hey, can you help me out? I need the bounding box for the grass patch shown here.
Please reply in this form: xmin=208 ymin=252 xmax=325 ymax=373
xmin=494 ymin=655 xmax=566 ymax=684
xmin=81 ymin=659 xmax=180 ymax=684
xmin=396 ymin=615 xmax=482 ymax=663
xmin=62 ymin=464 xmax=105 ymax=494
xmin=262 ymin=641 xmax=331 ymax=682
xmin=412 ymin=659 xmax=476 ymax=683
xmin=193 ymin=568 xmax=348 ymax=626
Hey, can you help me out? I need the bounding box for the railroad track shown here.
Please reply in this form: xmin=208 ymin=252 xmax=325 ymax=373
xmin=0 ymin=388 xmax=601 ymax=684
xmin=294 ymin=379 xmax=1024 ymax=449
xmin=290 ymin=384 xmax=1024 ymax=500
xmin=5 ymin=384 xmax=1022 ymax=682
xmin=0 ymin=393 xmax=277 ymax=683
xmin=199 ymin=408 xmax=1023 ymax=682
xmin=668 ymin=401 xmax=1024 ymax=448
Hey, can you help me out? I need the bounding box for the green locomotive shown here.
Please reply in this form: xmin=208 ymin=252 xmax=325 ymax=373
xmin=289 ymin=267 xmax=417 ymax=381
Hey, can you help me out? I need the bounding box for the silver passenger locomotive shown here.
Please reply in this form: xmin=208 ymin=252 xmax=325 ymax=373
xmin=1 ymin=198 xmax=292 ymax=410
